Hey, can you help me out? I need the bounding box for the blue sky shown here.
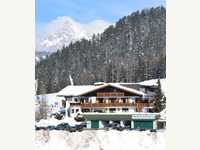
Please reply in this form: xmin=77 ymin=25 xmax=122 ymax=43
xmin=36 ymin=0 xmax=165 ymax=31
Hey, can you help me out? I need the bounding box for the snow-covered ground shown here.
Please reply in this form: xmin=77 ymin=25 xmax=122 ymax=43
xmin=35 ymin=130 xmax=166 ymax=150
xmin=35 ymin=117 xmax=81 ymax=127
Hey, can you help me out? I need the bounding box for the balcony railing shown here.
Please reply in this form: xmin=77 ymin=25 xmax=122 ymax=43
xmin=70 ymin=102 xmax=134 ymax=107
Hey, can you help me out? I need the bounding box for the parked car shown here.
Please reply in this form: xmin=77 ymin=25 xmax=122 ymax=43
xmin=75 ymin=124 xmax=84 ymax=132
xmin=111 ymin=123 xmax=120 ymax=129
xmin=74 ymin=114 xmax=85 ymax=122
xmin=124 ymin=125 xmax=131 ymax=130
xmin=56 ymin=123 xmax=70 ymax=130
xmin=50 ymin=112 xmax=64 ymax=120
xmin=139 ymin=128 xmax=146 ymax=131
xmin=69 ymin=126 xmax=77 ymax=132
xmin=116 ymin=126 xmax=125 ymax=131
xmin=35 ymin=125 xmax=40 ymax=130
xmin=150 ymin=129 xmax=157 ymax=132
xmin=47 ymin=125 xmax=56 ymax=130
xmin=35 ymin=126 xmax=48 ymax=130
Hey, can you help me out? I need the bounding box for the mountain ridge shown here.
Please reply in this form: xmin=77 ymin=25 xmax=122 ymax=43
xmin=36 ymin=16 xmax=110 ymax=53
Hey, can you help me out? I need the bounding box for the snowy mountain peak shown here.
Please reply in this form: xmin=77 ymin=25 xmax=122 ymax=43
xmin=36 ymin=16 xmax=110 ymax=53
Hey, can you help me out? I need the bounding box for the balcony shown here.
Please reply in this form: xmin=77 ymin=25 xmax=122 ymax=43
xmin=70 ymin=102 xmax=134 ymax=108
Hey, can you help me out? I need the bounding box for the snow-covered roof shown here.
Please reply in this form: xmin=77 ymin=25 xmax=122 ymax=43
xmin=137 ymin=78 xmax=166 ymax=94
xmin=57 ymin=85 xmax=96 ymax=97
xmin=108 ymin=83 xmax=145 ymax=96
xmin=57 ymin=83 xmax=145 ymax=97
xmin=79 ymin=83 xmax=145 ymax=96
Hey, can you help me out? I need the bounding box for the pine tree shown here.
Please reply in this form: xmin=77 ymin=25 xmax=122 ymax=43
xmin=152 ymin=79 xmax=165 ymax=112
xmin=162 ymin=96 xmax=166 ymax=110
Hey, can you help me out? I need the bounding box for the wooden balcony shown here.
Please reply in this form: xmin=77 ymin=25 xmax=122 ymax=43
xmin=70 ymin=102 xmax=134 ymax=108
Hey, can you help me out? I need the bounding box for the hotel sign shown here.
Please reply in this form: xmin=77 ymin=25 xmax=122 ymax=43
xmin=97 ymin=92 xmax=124 ymax=97
xmin=132 ymin=113 xmax=157 ymax=120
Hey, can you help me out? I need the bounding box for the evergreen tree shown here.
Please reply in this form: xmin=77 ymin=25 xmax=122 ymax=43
xmin=152 ymin=79 xmax=165 ymax=112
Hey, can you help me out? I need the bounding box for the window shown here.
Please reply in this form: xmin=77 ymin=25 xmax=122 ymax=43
xmin=76 ymin=109 xmax=79 ymax=113
xmin=61 ymin=100 xmax=66 ymax=108
xmin=81 ymin=108 xmax=90 ymax=112
xmin=122 ymin=108 xmax=129 ymax=112
xmin=71 ymin=109 xmax=74 ymax=113
xmin=111 ymin=99 xmax=115 ymax=103
xmin=109 ymin=108 xmax=116 ymax=113
xmin=122 ymin=99 xmax=126 ymax=104
xmin=98 ymin=99 xmax=103 ymax=103
xmin=74 ymin=98 xmax=78 ymax=102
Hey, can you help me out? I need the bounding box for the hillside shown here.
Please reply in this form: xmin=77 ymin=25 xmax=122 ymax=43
xmin=36 ymin=6 xmax=166 ymax=94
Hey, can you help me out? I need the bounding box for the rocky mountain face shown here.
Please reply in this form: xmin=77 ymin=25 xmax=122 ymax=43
xmin=36 ymin=6 xmax=166 ymax=94
xmin=36 ymin=16 xmax=110 ymax=53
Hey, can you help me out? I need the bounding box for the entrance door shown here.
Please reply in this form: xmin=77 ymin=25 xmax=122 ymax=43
xmin=134 ymin=120 xmax=153 ymax=129
xmin=91 ymin=120 xmax=99 ymax=129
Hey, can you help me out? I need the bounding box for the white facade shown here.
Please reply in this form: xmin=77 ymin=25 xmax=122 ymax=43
xmin=70 ymin=105 xmax=81 ymax=117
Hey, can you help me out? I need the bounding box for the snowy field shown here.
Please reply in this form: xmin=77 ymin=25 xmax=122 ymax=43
xmin=35 ymin=130 xmax=166 ymax=150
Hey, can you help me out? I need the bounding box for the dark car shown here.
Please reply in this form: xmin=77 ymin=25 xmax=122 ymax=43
xmin=56 ymin=123 xmax=70 ymax=130
xmin=36 ymin=126 xmax=48 ymax=130
xmin=69 ymin=126 xmax=77 ymax=132
xmin=111 ymin=123 xmax=120 ymax=129
xmin=50 ymin=112 xmax=64 ymax=120
xmin=74 ymin=114 xmax=85 ymax=122
xmin=106 ymin=123 xmax=113 ymax=128
xmin=35 ymin=125 xmax=40 ymax=130
xmin=116 ymin=126 xmax=125 ymax=131
xmin=139 ymin=128 xmax=146 ymax=131
xmin=47 ymin=125 xmax=56 ymax=130
xmin=124 ymin=125 xmax=131 ymax=130
xmin=150 ymin=129 xmax=157 ymax=132
xmin=74 ymin=124 xmax=83 ymax=132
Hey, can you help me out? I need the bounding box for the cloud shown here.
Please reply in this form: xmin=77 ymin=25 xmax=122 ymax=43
xmin=36 ymin=16 xmax=111 ymax=52
xmin=83 ymin=20 xmax=111 ymax=35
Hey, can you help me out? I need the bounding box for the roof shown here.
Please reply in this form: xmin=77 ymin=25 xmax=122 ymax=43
xmin=108 ymin=83 xmax=145 ymax=96
xmin=57 ymin=85 xmax=96 ymax=97
xmin=57 ymin=83 xmax=145 ymax=97
xmin=136 ymin=78 xmax=166 ymax=94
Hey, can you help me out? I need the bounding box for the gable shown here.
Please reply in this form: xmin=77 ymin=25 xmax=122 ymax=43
xmin=79 ymin=84 xmax=144 ymax=97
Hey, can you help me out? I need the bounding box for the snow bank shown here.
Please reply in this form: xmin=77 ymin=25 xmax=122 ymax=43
xmin=35 ymin=130 xmax=166 ymax=150
xmin=35 ymin=117 xmax=81 ymax=127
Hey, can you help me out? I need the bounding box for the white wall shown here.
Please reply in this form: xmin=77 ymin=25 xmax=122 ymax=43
xmin=70 ymin=106 xmax=81 ymax=116
xmin=99 ymin=121 xmax=104 ymax=128
xmin=90 ymin=97 xmax=96 ymax=103
xmin=86 ymin=121 xmax=91 ymax=128
xmin=153 ymin=120 xmax=157 ymax=129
